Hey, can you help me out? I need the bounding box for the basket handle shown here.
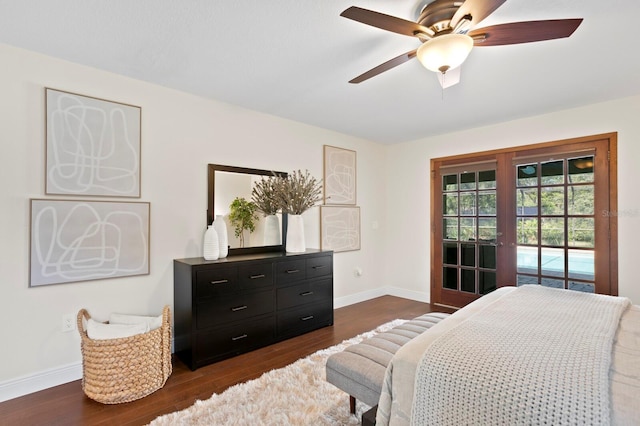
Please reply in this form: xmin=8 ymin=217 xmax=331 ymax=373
xmin=77 ymin=309 xmax=90 ymax=337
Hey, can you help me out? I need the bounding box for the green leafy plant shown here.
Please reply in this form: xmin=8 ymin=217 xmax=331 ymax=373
xmin=251 ymin=176 xmax=280 ymax=216
xmin=228 ymin=197 xmax=258 ymax=247
xmin=275 ymin=170 xmax=322 ymax=215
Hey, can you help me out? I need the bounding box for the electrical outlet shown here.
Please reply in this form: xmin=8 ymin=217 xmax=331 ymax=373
xmin=62 ymin=314 xmax=76 ymax=332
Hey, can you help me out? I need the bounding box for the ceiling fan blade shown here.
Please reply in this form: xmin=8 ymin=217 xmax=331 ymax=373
xmin=450 ymin=0 xmax=507 ymax=29
xmin=349 ymin=49 xmax=418 ymax=84
xmin=469 ymin=19 xmax=583 ymax=46
xmin=341 ymin=6 xmax=432 ymax=38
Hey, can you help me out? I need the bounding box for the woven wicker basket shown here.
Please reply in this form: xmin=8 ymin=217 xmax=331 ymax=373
xmin=77 ymin=306 xmax=172 ymax=404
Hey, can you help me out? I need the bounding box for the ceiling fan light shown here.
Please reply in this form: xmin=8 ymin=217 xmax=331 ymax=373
xmin=416 ymin=33 xmax=474 ymax=73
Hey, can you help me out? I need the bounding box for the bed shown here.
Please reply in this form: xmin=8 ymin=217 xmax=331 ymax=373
xmin=376 ymin=285 xmax=640 ymax=425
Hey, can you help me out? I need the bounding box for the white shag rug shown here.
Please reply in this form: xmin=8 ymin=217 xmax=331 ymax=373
xmin=148 ymin=319 xmax=407 ymax=426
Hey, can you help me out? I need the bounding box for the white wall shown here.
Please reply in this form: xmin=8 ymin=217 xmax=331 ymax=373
xmin=0 ymin=43 xmax=388 ymax=400
xmin=384 ymin=94 xmax=640 ymax=305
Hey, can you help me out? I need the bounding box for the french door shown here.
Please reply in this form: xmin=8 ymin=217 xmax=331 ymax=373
xmin=431 ymin=134 xmax=617 ymax=308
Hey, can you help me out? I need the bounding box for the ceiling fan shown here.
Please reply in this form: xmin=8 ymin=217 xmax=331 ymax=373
xmin=341 ymin=0 xmax=583 ymax=86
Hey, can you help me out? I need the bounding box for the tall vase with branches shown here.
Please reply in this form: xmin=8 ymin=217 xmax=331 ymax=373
xmin=252 ymin=176 xmax=282 ymax=245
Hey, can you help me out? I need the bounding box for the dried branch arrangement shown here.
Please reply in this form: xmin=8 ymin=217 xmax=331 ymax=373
xmin=275 ymin=170 xmax=322 ymax=215
xmin=251 ymin=176 xmax=280 ymax=216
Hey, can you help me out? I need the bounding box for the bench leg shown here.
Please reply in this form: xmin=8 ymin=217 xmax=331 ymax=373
xmin=350 ymin=395 xmax=356 ymax=414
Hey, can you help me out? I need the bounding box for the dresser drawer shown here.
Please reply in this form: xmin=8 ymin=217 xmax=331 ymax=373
xmin=238 ymin=262 xmax=274 ymax=290
xmin=195 ymin=315 xmax=275 ymax=365
xmin=306 ymin=255 xmax=332 ymax=279
xmin=276 ymin=302 xmax=333 ymax=338
xmin=196 ymin=289 xmax=274 ymax=329
xmin=196 ymin=266 xmax=238 ymax=298
xmin=276 ymin=278 xmax=333 ymax=310
xmin=275 ymin=259 xmax=306 ymax=285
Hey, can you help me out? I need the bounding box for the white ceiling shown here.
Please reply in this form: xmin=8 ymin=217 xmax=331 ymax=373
xmin=1 ymin=0 xmax=639 ymax=144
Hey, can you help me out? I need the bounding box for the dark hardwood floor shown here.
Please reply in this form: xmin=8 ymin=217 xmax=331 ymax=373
xmin=0 ymin=296 xmax=453 ymax=426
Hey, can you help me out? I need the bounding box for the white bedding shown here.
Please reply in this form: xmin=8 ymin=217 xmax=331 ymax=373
xmin=376 ymin=287 xmax=640 ymax=426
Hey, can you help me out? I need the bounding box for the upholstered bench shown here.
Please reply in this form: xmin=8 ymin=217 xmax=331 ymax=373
xmin=326 ymin=312 xmax=451 ymax=415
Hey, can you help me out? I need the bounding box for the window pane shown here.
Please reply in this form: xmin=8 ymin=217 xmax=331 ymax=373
xmin=517 ymin=218 xmax=538 ymax=245
xmin=516 ymin=188 xmax=538 ymax=215
xmin=461 ymin=269 xmax=475 ymax=293
xmin=479 ymin=245 xmax=496 ymax=269
xmin=568 ymin=281 xmax=595 ymax=293
xmin=567 ymin=185 xmax=594 ymax=215
xmin=517 ymin=164 xmax=538 ymax=187
xmin=541 ymin=160 xmax=564 ymax=185
xmin=460 ymin=218 xmax=476 ymax=241
xmin=568 ymin=249 xmax=594 ymax=281
xmin=568 ymin=156 xmax=594 ymax=183
xmin=478 ymin=191 xmax=496 ymax=215
xmin=479 ymin=271 xmax=496 ymax=295
xmin=478 ymin=218 xmax=497 ymax=243
xmin=443 ymin=243 xmax=458 ymax=265
xmin=459 ymin=192 xmax=476 ymax=216
xmin=443 ymin=267 xmax=458 ymax=290
xmin=540 ymin=278 xmax=564 ymax=289
xmin=478 ymin=170 xmax=496 ymax=189
xmin=541 ymin=218 xmax=564 ymax=246
xmin=443 ymin=218 xmax=458 ymax=240
xmin=461 ymin=244 xmax=475 ymax=267
xmin=568 ymin=218 xmax=594 ymax=248
xmin=443 ymin=174 xmax=458 ymax=191
xmin=443 ymin=194 xmax=458 ymax=215
xmin=517 ymin=275 xmax=539 ymax=286
xmin=541 ymin=247 xmax=564 ymax=277
xmin=540 ymin=187 xmax=564 ymax=215
xmin=517 ymin=246 xmax=538 ymax=274
xmin=460 ymin=172 xmax=476 ymax=190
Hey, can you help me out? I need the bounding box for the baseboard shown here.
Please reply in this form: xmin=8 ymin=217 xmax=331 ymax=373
xmin=0 ymin=362 xmax=82 ymax=403
xmin=1 ymin=289 xmax=429 ymax=403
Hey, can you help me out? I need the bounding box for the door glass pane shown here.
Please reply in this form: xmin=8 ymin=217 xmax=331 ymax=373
xmin=443 ymin=174 xmax=458 ymax=191
xmin=479 ymin=245 xmax=496 ymax=269
xmin=478 ymin=218 xmax=497 ymax=242
xmin=443 ymin=243 xmax=458 ymax=265
xmin=567 ymin=185 xmax=594 ymax=215
xmin=568 ymin=249 xmax=594 ymax=280
xmin=540 ymin=187 xmax=564 ymax=215
xmin=516 ymin=188 xmax=538 ymax=215
xmin=443 ymin=267 xmax=458 ymax=290
xmin=460 ymin=218 xmax=476 ymax=241
xmin=541 ymin=247 xmax=564 ymax=277
xmin=517 ymin=246 xmax=538 ymax=274
xmin=479 ymin=271 xmax=496 ymax=294
xmin=517 ymin=164 xmax=538 ymax=187
xmin=460 ymin=172 xmax=476 ymax=190
xmin=568 ymin=281 xmax=595 ymax=293
xmin=517 ymin=275 xmax=539 ymax=286
xmin=568 ymin=218 xmax=594 ymax=248
xmin=478 ymin=170 xmax=496 ymax=189
xmin=459 ymin=192 xmax=476 ymax=216
xmin=541 ymin=218 xmax=564 ymax=246
xmin=541 ymin=160 xmax=564 ymax=185
xmin=444 ymin=218 xmax=458 ymax=240
xmin=517 ymin=218 xmax=538 ymax=245
xmin=568 ymin=157 xmax=594 ymax=183
xmin=461 ymin=269 xmax=475 ymax=293
xmin=478 ymin=191 xmax=496 ymax=215
xmin=461 ymin=244 xmax=475 ymax=267
xmin=540 ymin=278 xmax=564 ymax=288
xmin=443 ymin=194 xmax=458 ymax=215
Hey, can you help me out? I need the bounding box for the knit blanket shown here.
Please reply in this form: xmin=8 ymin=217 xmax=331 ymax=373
xmin=410 ymin=285 xmax=630 ymax=426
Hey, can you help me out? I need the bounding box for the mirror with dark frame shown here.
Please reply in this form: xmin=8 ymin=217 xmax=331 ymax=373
xmin=207 ymin=164 xmax=288 ymax=255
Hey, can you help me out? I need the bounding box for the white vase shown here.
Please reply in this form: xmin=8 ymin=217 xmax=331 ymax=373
xmin=286 ymin=214 xmax=306 ymax=253
xmin=264 ymin=214 xmax=281 ymax=246
xmin=213 ymin=215 xmax=229 ymax=258
xmin=203 ymin=226 xmax=219 ymax=260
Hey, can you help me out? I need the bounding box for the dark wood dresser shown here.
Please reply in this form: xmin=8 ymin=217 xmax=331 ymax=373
xmin=173 ymin=249 xmax=333 ymax=370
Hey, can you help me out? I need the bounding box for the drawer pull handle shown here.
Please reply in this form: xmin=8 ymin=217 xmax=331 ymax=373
xmin=210 ymin=279 xmax=229 ymax=285
xmin=250 ymin=274 xmax=266 ymax=279
xmin=231 ymin=334 xmax=248 ymax=341
xmin=301 ymin=315 xmax=314 ymax=321
xmin=286 ymin=269 xmax=300 ymax=274
xmin=231 ymin=305 xmax=248 ymax=312
xmin=312 ymin=265 xmax=326 ymax=270
xmin=300 ymin=291 xmax=314 ymax=296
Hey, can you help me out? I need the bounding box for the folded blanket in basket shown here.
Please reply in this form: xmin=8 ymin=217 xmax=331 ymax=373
xmin=86 ymin=319 xmax=149 ymax=340
xmin=109 ymin=313 xmax=163 ymax=330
